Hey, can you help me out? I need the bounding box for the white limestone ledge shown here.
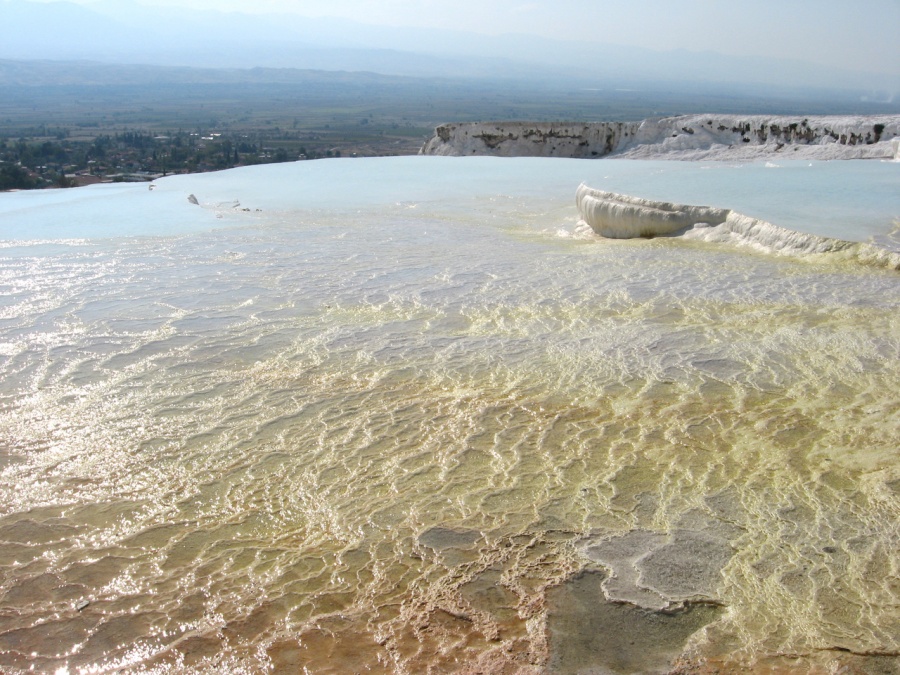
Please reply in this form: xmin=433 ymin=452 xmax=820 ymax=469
xmin=421 ymin=115 xmax=900 ymax=160
xmin=575 ymin=184 xmax=900 ymax=270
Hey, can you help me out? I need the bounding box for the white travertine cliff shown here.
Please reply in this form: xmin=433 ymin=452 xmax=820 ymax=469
xmin=421 ymin=115 xmax=900 ymax=160
xmin=420 ymin=121 xmax=640 ymax=158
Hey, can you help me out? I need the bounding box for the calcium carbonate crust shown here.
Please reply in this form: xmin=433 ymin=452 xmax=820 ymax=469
xmin=421 ymin=115 xmax=900 ymax=161
xmin=575 ymin=184 xmax=900 ymax=270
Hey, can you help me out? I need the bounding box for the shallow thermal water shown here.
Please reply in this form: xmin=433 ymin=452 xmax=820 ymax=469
xmin=0 ymin=157 xmax=898 ymax=674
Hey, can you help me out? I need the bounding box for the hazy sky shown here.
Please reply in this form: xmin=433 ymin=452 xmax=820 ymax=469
xmin=14 ymin=0 xmax=900 ymax=75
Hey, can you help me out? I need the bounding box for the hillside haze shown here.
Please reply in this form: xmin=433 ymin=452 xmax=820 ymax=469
xmin=0 ymin=0 xmax=896 ymax=99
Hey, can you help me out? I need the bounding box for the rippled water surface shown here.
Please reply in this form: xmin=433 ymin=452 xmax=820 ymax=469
xmin=0 ymin=158 xmax=898 ymax=673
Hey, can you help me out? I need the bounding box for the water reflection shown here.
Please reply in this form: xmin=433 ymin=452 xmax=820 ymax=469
xmin=0 ymin=163 xmax=898 ymax=673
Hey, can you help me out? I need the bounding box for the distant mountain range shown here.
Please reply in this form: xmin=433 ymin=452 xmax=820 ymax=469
xmin=0 ymin=0 xmax=896 ymax=100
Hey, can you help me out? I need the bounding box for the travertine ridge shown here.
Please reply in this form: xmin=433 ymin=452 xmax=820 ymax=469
xmin=421 ymin=115 xmax=900 ymax=160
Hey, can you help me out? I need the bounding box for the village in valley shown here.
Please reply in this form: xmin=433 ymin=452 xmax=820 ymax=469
xmin=0 ymin=123 xmax=426 ymax=191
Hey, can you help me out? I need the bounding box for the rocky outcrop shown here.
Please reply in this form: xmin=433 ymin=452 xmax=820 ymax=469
xmin=576 ymin=185 xmax=900 ymax=269
xmin=421 ymin=115 xmax=900 ymax=160
xmin=420 ymin=122 xmax=640 ymax=158
xmin=575 ymin=185 xmax=728 ymax=238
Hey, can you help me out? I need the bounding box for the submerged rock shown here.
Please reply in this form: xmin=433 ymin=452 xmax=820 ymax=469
xmin=580 ymin=529 xmax=734 ymax=610
xmin=545 ymin=526 xmax=733 ymax=672
xmin=417 ymin=527 xmax=481 ymax=550
xmin=547 ymin=571 xmax=723 ymax=675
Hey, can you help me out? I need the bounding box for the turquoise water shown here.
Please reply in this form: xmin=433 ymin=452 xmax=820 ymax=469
xmin=2 ymin=157 xmax=898 ymax=243
xmin=0 ymin=157 xmax=898 ymax=673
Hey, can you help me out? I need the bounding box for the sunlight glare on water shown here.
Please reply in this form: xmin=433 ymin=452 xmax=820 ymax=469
xmin=0 ymin=157 xmax=898 ymax=673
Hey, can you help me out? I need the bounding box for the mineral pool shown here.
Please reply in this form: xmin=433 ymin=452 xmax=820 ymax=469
xmin=0 ymin=157 xmax=898 ymax=673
